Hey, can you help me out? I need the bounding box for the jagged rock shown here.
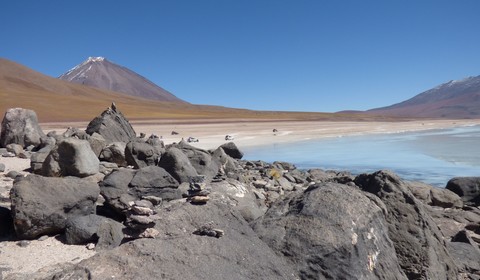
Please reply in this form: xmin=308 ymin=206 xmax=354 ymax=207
xmin=446 ymin=177 xmax=480 ymax=206
xmin=0 ymin=108 xmax=45 ymax=148
xmin=10 ymin=175 xmax=99 ymax=239
xmin=99 ymin=142 xmax=127 ymax=167
xmin=219 ymin=142 xmax=244 ymax=159
xmin=41 ymin=138 xmax=100 ymax=177
xmin=125 ymin=141 xmax=162 ymax=169
xmin=158 ymin=147 xmax=198 ymax=183
xmin=447 ymin=241 xmax=480 ymax=279
xmin=85 ymin=104 xmax=136 ymax=144
xmin=408 ymin=181 xmax=463 ymax=208
xmin=355 ymin=170 xmax=458 ymax=279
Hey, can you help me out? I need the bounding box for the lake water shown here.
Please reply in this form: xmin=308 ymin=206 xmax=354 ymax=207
xmin=243 ymin=125 xmax=480 ymax=187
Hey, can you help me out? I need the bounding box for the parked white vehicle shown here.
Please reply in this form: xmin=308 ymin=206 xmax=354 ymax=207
xmin=225 ymin=135 xmax=234 ymax=140
xmin=187 ymin=136 xmax=199 ymax=143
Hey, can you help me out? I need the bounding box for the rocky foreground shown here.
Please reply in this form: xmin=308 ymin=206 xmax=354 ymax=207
xmin=0 ymin=105 xmax=479 ymax=280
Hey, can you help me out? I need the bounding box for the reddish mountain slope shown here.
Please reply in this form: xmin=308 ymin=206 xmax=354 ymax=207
xmin=58 ymin=57 xmax=185 ymax=103
xmin=368 ymin=76 xmax=480 ymax=118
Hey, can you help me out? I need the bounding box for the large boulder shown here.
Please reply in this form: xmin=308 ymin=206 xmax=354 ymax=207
xmin=42 ymin=138 xmax=100 ymax=177
xmin=158 ymin=147 xmax=198 ymax=183
xmin=85 ymin=104 xmax=136 ymax=144
xmin=446 ymin=177 xmax=480 ymax=206
xmin=0 ymin=108 xmax=45 ymax=148
xmin=125 ymin=141 xmax=162 ymax=169
xmin=355 ymin=170 xmax=458 ymax=279
xmin=17 ymin=200 xmax=298 ymax=279
xmin=253 ymin=182 xmax=407 ymax=280
xmin=10 ymin=175 xmax=100 ymax=239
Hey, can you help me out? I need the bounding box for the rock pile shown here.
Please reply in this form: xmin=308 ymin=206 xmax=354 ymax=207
xmin=1 ymin=105 xmax=480 ymax=279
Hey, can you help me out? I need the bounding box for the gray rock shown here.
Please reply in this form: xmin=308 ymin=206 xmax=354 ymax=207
xmin=6 ymin=143 xmax=23 ymax=156
xmin=219 ymin=142 xmax=244 ymax=159
xmin=10 ymin=174 xmax=99 ymax=239
xmin=87 ymin=132 xmax=106 ymax=157
xmin=45 ymin=200 xmax=298 ymax=279
xmin=129 ymin=166 xmax=181 ymax=201
xmin=355 ymin=170 xmax=458 ymax=279
xmin=171 ymin=141 xmax=218 ymax=180
xmin=42 ymin=138 xmax=100 ymax=177
xmin=0 ymin=108 xmax=45 ymax=148
xmin=158 ymin=147 xmax=198 ymax=183
xmin=447 ymin=241 xmax=480 ymax=279
xmin=125 ymin=141 xmax=161 ymax=169
xmin=0 ymin=163 xmax=5 ymax=172
xmin=99 ymin=142 xmax=127 ymax=167
xmin=253 ymin=182 xmax=407 ymax=280
xmin=65 ymin=214 xmax=123 ymax=250
xmin=100 ymin=168 xmax=137 ymax=216
xmin=446 ymin=177 xmax=480 ymax=206
xmin=30 ymin=150 xmax=51 ymax=174
xmin=431 ymin=186 xmax=463 ymax=208
xmin=85 ymin=104 xmax=136 ymax=144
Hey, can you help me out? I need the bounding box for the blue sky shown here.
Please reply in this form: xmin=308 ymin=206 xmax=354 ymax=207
xmin=2 ymin=0 xmax=480 ymax=112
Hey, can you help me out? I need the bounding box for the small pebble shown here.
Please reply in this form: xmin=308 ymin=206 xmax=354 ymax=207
xmin=38 ymin=235 xmax=49 ymax=241
xmin=86 ymin=243 xmax=96 ymax=250
xmin=16 ymin=240 xmax=30 ymax=247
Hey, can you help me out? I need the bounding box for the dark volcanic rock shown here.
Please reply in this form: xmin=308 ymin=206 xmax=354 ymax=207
xmin=65 ymin=214 xmax=123 ymax=250
xmin=253 ymin=182 xmax=406 ymax=280
xmin=85 ymin=104 xmax=136 ymax=144
xmin=0 ymin=206 xmax=13 ymax=238
xmin=125 ymin=141 xmax=162 ymax=169
xmin=219 ymin=142 xmax=244 ymax=159
xmin=355 ymin=170 xmax=458 ymax=280
xmin=21 ymin=200 xmax=297 ymax=280
xmin=129 ymin=166 xmax=181 ymax=201
xmin=446 ymin=177 xmax=480 ymax=206
xmin=99 ymin=142 xmax=127 ymax=167
xmin=0 ymin=108 xmax=45 ymax=148
xmin=10 ymin=175 xmax=99 ymax=239
xmin=158 ymin=147 xmax=198 ymax=183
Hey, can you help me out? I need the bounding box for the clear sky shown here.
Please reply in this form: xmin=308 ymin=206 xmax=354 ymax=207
xmin=2 ymin=0 xmax=480 ymax=112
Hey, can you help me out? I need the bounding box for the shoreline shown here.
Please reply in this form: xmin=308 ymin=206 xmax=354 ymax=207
xmin=41 ymin=119 xmax=480 ymax=150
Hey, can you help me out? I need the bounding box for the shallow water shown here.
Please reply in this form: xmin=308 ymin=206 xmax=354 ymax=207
xmin=243 ymin=125 xmax=480 ymax=187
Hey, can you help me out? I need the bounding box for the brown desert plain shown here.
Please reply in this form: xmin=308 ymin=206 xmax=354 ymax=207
xmin=2 ymin=57 xmax=480 ymax=277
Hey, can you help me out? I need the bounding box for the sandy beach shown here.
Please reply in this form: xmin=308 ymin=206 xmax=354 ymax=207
xmin=43 ymin=118 xmax=480 ymax=150
xmin=2 ymin=118 xmax=480 ymax=278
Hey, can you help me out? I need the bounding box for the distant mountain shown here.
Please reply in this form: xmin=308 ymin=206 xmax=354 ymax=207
xmin=59 ymin=57 xmax=185 ymax=103
xmin=1 ymin=58 xmax=353 ymax=122
xmin=368 ymin=75 xmax=480 ymax=118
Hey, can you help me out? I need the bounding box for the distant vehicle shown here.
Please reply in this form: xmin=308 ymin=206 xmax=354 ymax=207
xmin=171 ymin=131 xmax=179 ymax=135
xmin=225 ymin=135 xmax=234 ymax=140
xmin=187 ymin=137 xmax=199 ymax=143
xmin=273 ymin=129 xmax=278 ymax=133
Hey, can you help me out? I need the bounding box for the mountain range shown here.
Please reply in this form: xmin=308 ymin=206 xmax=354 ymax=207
xmin=58 ymin=57 xmax=185 ymax=103
xmin=1 ymin=56 xmax=479 ymax=121
xmin=367 ymin=76 xmax=480 ymax=118
xmin=0 ymin=58 xmax=345 ymax=122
